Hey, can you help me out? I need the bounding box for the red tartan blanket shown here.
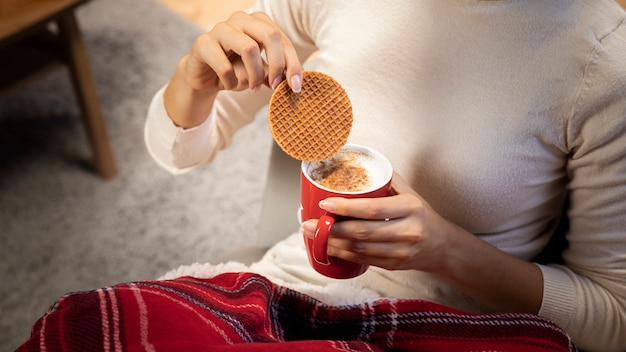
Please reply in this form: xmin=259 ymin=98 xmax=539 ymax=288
xmin=17 ymin=272 xmax=576 ymax=352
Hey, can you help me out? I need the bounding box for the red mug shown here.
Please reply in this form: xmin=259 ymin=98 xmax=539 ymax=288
xmin=300 ymin=144 xmax=393 ymax=279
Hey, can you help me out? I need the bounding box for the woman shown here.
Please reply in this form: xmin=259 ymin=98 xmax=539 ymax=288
xmin=144 ymin=1 xmax=626 ymax=351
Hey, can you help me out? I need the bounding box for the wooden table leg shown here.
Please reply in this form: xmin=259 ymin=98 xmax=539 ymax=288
xmin=57 ymin=10 xmax=117 ymax=179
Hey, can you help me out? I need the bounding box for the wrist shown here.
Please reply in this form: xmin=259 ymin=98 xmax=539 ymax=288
xmin=164 ymin=56 xmax=218 ymax=128
xmin=436 ymin=226 xmax=543 ymax=313
xmin=432 ymin=222 xmax=471 ymax=278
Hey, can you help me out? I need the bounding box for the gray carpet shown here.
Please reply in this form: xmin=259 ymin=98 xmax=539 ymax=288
xmin=0 ymin=1 xmax=272 ymax=350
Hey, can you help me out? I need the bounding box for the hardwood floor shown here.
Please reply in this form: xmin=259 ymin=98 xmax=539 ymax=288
xmin=158 ymin=0 xmax=255 ymax=29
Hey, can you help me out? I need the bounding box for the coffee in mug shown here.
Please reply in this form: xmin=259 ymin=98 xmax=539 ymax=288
xmin=306 ymin=149 xmax=389 ymax=193
xmin=300 ymin=144 xmax=393 ymax=279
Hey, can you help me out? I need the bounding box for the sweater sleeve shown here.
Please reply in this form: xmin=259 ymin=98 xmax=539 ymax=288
xmin=144 ymin=85 xmax=217 ymax=174
xmin=538 ymin=17 xmax=626 ymax=352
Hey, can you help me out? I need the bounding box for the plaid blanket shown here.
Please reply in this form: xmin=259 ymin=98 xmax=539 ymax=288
xmin=17 ymin=272 xmax=576 ymax=352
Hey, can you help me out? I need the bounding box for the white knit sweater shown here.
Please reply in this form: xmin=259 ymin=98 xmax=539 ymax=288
xmin=145 ymin=1 xmax=626 ymax=350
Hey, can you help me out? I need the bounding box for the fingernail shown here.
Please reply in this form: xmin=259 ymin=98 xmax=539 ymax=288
xmin=271 ymin=77 xmax=283 ymax=90
xmin=251 ymin=84 xmax=261 ymax=93
xmin=290 ymin=74 xmax=302 ymax=93
xmin=301 ymin=221 xmax=316 ymax=238
xmin=302 ymin=220 xmax=316 ymax=232
xmin=319 ymin=200 xmax=336 ymax=212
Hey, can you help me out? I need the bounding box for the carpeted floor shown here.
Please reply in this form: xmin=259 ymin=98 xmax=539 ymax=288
xmin=0 ymin=0 xmax=272 ymax=350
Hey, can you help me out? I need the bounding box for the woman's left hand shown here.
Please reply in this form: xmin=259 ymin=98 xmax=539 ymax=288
xmin=302 ymin=172 xmax=544 ymax=313
xmin=302 ymin=172 xmax=464 ymax=274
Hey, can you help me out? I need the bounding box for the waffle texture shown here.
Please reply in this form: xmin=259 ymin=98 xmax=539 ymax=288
xmin=268 ymin=71 xmax=353 ymax=161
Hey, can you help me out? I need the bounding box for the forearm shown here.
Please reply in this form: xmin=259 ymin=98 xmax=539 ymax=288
xmin=440 ymin=225 xmax=543 ymax=314
xmin=164 ymin=55 xmax=218 ymax=129
xmin=317 ymin=180 xmax=545 ymax=314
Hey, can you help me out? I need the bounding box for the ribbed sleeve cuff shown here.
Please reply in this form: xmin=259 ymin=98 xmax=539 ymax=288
xmin=144 ymin=85 xmax=216 ymax=175
xmin=536 ymin=264 xmax=576 ymax=329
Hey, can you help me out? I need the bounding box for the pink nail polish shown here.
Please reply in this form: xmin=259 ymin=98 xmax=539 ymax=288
xmin=271 ymin=77 xmax=283 ymax=90
xmin=302 ymin=221 xmax=316 ymax=232
xmin=301 ymin=221 xmax=316 ymax=239
xmin=319 ymin=200 xmax=336 ymax=212
xmin=291 ymin=74 xmax=302 ymax=93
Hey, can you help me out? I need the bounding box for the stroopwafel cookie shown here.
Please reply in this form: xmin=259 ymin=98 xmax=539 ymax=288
xmin=268 ymin=71 xmax=353 ymax=161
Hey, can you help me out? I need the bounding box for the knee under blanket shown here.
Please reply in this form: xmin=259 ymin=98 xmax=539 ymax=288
xmin=16 ymin=272 xmax=575 ymax=352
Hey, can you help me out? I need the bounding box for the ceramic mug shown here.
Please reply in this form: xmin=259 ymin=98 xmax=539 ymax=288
xmin=300 ymin=144 xmax=393 ymax=279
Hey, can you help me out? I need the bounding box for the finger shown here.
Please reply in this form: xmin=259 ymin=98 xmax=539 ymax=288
xmin=192 ymin=28 xmax=263 ymax=91
xmin=247 ymin=12 xmax=286 ymax=89
xmin=281 ymin=38 xmax=302 ymax=93
xmin=327 ymin=240 xmax=404 ymax=269
xmin=329 ymin=217 xmax=406 ymax=242
xmin=230 ymin=57 xmax=270 ymax=90
xmin=227 ymin=12 xmax=296 ymax=90
xmin=301 ymin=219 xmax=317 ymax=239
xmin=213 ymin=21 xmax=266 ymax=89
xmin=328 ymin=237 xmax=394 ymax=257
xmin=319 ymin=193 xmax=417 ymax=221
xmin=249 ymin=12 xmax=302 ymax=92
xmin=189 ymin=32 xmax=237 ymax=90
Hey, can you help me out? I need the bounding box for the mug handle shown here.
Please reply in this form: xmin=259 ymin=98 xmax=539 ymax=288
xmin=313 ymin=212 xmax=336 ymax=265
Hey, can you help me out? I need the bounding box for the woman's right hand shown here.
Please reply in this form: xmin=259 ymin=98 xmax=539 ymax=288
xmin=185 ymin=11 xmax=302 ymax=94
xmin=164 ymin=11 xmax=303 ymax=128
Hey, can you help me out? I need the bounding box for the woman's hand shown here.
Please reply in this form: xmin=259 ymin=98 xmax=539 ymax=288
xmin=185 ymin=11 xmax=302 ymax=94
xmin=302 ymin=172 xmax=460 ymax=274
xmin=164 ymin=11 xmax=303 ymax=128
xmin=301 ymin=172 xmax=543 ymax=313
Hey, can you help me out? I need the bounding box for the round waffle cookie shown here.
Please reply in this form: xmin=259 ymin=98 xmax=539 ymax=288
xmin=268 ymin=71 xmax=353 ymax=161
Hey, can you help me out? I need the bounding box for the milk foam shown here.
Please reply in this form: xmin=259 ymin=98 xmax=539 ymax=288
xmin=308 ymin=149 xmax=390 ymax=193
